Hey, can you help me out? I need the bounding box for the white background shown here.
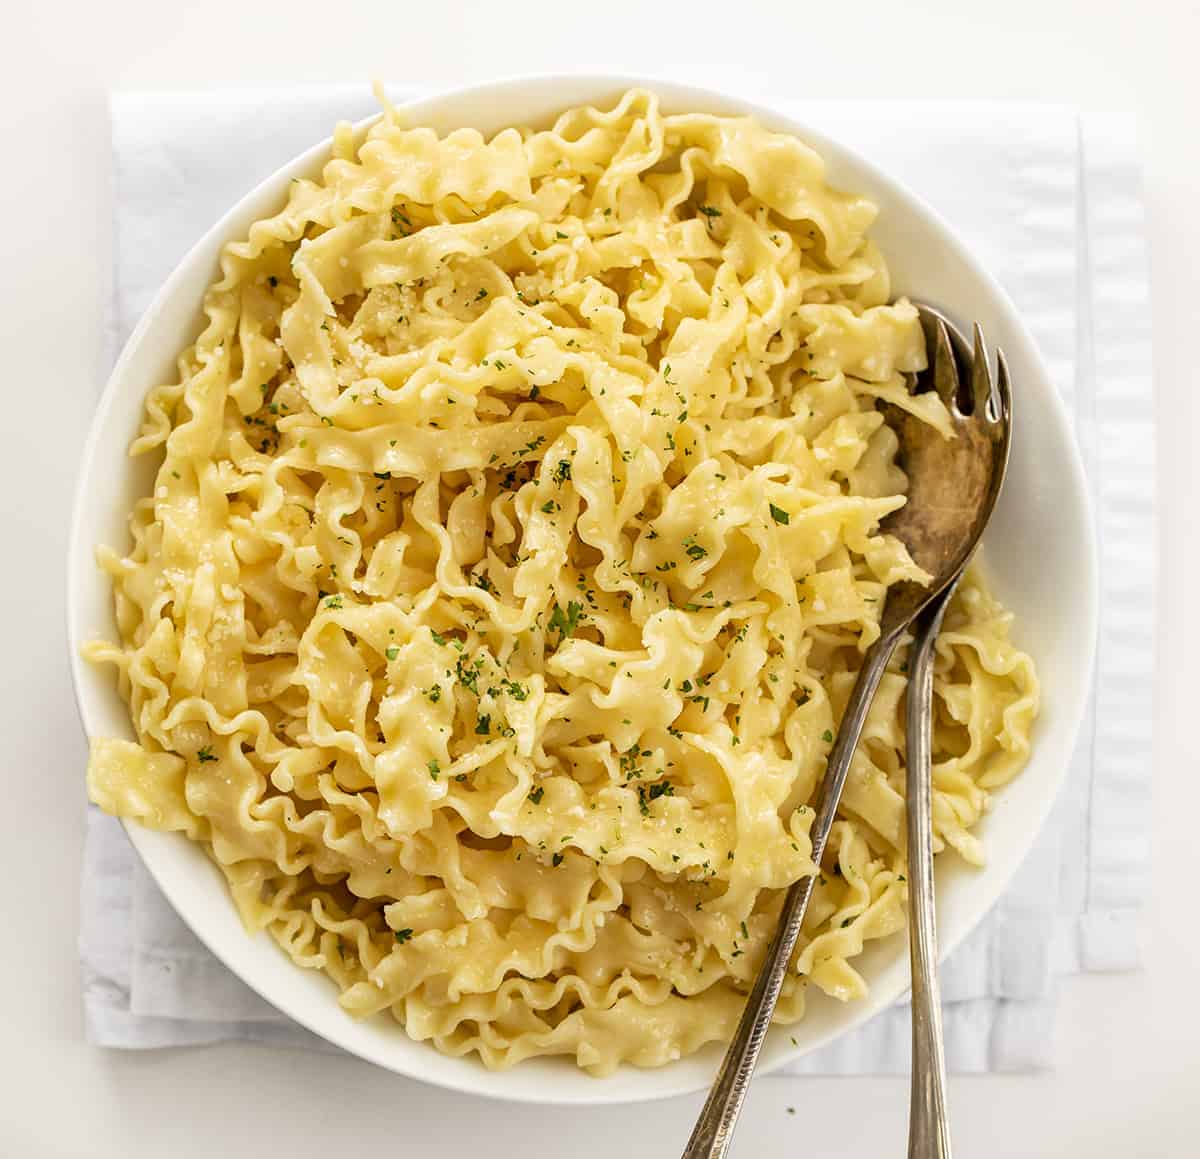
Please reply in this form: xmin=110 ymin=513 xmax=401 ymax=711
xmin=2 ymin=1 xmax=1193 ymax=1155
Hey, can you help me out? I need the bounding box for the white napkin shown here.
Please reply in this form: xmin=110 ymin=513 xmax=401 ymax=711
xmin=81 ymin=86 xmax=1154 ymax=1074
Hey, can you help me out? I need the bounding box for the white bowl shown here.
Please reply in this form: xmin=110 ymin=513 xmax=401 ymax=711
xmin=68 ymin=75 xmax=1097 ymax=1105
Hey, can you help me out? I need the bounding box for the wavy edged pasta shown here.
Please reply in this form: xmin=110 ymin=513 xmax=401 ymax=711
xmin=86 ymin=87 xmax=1039 ymax=1074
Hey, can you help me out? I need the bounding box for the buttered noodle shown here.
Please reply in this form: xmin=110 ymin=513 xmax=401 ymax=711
xmin=86 ymin=88 xmax=1038 ymax=1073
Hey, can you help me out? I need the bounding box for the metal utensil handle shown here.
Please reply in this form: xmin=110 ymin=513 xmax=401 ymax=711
xmin=681 ymin=633 xmax=901 ymax=1159
xmin=905 ymin=592 xmax=955 ymax=1159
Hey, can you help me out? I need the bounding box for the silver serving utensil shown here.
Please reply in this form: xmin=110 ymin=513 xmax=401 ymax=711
xmin=681 ymin=308 xmax=1012 ymax=1159
xmin=905 ymin=325 xmax=1010 ymax=1159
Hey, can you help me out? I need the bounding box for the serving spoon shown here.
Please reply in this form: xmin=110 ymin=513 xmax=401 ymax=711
xmin=681 ymin=306 xmax=1012 ymax=1159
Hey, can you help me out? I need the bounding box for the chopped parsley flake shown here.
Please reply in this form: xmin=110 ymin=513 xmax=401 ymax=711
xmin=455 ymin=653 xmax=480 ymax=695
xmin=637 ymin=780 xmax=675 ymax=816
xmin=548 ymin=600 xmax=584 ymax=643
xmin=394 ymin=928 xmax=413 ymax=944
xmin=769 ymin=503 xmax=790 ymax=525
xmin=196 ymin=746 xmax=217 ymax=763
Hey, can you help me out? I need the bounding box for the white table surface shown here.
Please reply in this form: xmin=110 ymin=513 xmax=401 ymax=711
xmin=3 ymin=1 xmax=1194 ymax=1155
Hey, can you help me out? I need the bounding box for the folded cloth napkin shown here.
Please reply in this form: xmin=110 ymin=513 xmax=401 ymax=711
xmin=81 ymin=85 xmax=1154 ymax=1073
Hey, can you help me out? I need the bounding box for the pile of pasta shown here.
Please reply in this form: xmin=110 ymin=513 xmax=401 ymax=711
xmin=87 ymin=88 xmax=1038 ymax=1073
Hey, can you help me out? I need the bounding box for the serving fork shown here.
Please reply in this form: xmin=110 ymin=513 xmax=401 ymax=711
xmin=904 ymin=322 xmax=1010 ymax=1158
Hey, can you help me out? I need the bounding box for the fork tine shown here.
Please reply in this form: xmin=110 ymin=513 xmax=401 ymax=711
xmin=994 ymin=347 xmax=1012 ymax=424
xmin=971 ymin=322 xmax=994 ymax=416
xmin=932 ymin=318 xmax=960 ymax=411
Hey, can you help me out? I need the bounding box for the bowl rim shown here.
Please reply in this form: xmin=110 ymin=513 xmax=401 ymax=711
xmin=67 ymin=71 xmax=1098 ymax=1105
